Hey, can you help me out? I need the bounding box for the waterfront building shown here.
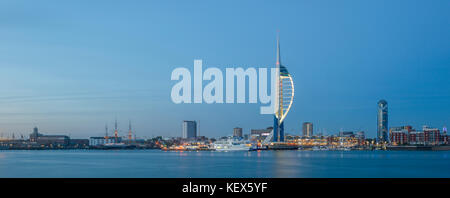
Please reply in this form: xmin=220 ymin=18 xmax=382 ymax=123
xmin=89 ymin=136 xmax=122 ymax=146
xmin=423 ymin=126 xmax=441 ymax=145
xmin=296 ymin=135 xmax=328 ymax=147
xmin=182 ymin=120 xmax=197 ymax=139
xmin=233 ymin=127 xmax=243 ymax=138
xmin=388 ymin=125 xmax=449 ymax=146
xmin=29 ymin=127 xmax=69 ymax=147
xmin=36 ymin=135 xmax=70 ymax=146
xmin=356 ymin=131 xmax=366 ymax=145
xmin=390 ymin=126 xmax=413 ymax=145
xmin=409 ymin=131 xmax=424 ymax=145
xmin=69 ymin=139 xmax=89 ymax=148
xmin=377 ymin=100 xmax=389 ymax=143
xmin=326 ymin=135 xmax=360 ymax=149
xmin=302 ymin=122 xmax=313 ymax=137
xmin=389 ymin=127 xmax=409 ymax=145
xmin=29 ymin=127 xmax=41 ymax=142
xmin=0 ymin=139 xmax=29 ymax=149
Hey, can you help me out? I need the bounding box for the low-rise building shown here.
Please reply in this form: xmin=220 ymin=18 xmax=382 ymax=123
xmin=391 ymin=125 xmax=448 ymax=146
xmin=29 ymin=127 xmax=69 ymax=147
xmin=70 ymin=139 xmax=89 ymax=148
xmin=36 ymin=135 xmax=70 ymax=146
xmin=423 ymin=126 xmax=441 ymax=145
xmin=390 ymin=126 xmax=412 ymax=145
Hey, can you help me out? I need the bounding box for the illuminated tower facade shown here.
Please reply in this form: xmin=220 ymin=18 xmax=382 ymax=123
xmin=272 ymin=35 xmax=295 ymax=142
xmin=377 ymin=100 xmax=388 ymax=143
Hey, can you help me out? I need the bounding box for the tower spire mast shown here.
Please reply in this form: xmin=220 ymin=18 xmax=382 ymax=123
xmin=128 ymin=120 xmax=132 ymax=143
xmin=105 ymin=123 xmax=108 ymax=137
xmin=276 ymin=30 xmax=281 ymax=66
xmin=115 ymin=117 xmax=118 ymax=131
xmin=114 ymin=117 xmax=118 ymax=143
xmin=105 ymin=123 xmax=109 ymax=143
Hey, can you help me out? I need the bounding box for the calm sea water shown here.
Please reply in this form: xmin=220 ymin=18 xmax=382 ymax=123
xmin=0 ymin=150 xmax=449 ymax=178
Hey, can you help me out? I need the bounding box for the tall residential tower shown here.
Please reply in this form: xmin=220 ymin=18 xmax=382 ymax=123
xmin=233 ymin=127 xmax=243 ymax=138
xmin=377 ymin=100 xmax=388 ymax=142
xmin=302 ymin=122 xmax=313 ymax=137
xmin=182 ymin=120 xmax=197 ymax=139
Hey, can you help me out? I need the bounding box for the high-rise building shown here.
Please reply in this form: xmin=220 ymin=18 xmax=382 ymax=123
xmin=302 ymin=122 xmax=313 ymax=137
xmin=377 ymin=100 xmax=388 ymax=142
xmin=443 ymin=126 xmax=448 ymax=144
xmin=233 ymin=127 xmax=243 ymax=137
xmin=182 ymin=120 xmax=197 ymax=139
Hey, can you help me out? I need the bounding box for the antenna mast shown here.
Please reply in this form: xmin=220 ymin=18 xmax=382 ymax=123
xmin=114 ymin=118 xmax=119 ymax=143
xmin=128 ymin=120 xmax=133 ymax=143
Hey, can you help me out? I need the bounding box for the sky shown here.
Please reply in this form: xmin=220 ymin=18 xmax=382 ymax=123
xmin=0 ymin=0 xmax=449 ymax=138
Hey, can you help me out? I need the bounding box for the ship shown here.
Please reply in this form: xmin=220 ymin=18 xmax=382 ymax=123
xmin=212 ymin=137 xmax=251 ymax=151
xmin=97 ymin=143 xmax=135 ymax=149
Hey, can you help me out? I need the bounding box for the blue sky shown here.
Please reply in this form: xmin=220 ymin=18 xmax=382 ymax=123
xmin=0 ymin=0 xmax=449 ymax=138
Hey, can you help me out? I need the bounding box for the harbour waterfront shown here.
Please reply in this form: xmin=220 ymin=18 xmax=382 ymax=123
xmin=0 ymin=150 xmax=449 ymax=178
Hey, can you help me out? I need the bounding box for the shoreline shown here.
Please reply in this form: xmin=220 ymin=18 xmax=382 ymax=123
xmin=1 ymin=146 xmax=450 ymax=151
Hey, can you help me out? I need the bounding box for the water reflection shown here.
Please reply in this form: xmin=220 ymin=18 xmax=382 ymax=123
xmin=0 ymin=150 xmax=448 ymax=177
xmin=273 ymin=151 xmax=302 ymax=178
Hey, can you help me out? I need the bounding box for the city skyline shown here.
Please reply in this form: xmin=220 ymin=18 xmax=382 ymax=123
xmin=0 ymin=0 xmax=449 ymax=138
xmin=0 ymin=101 xmax=447 ymax=140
